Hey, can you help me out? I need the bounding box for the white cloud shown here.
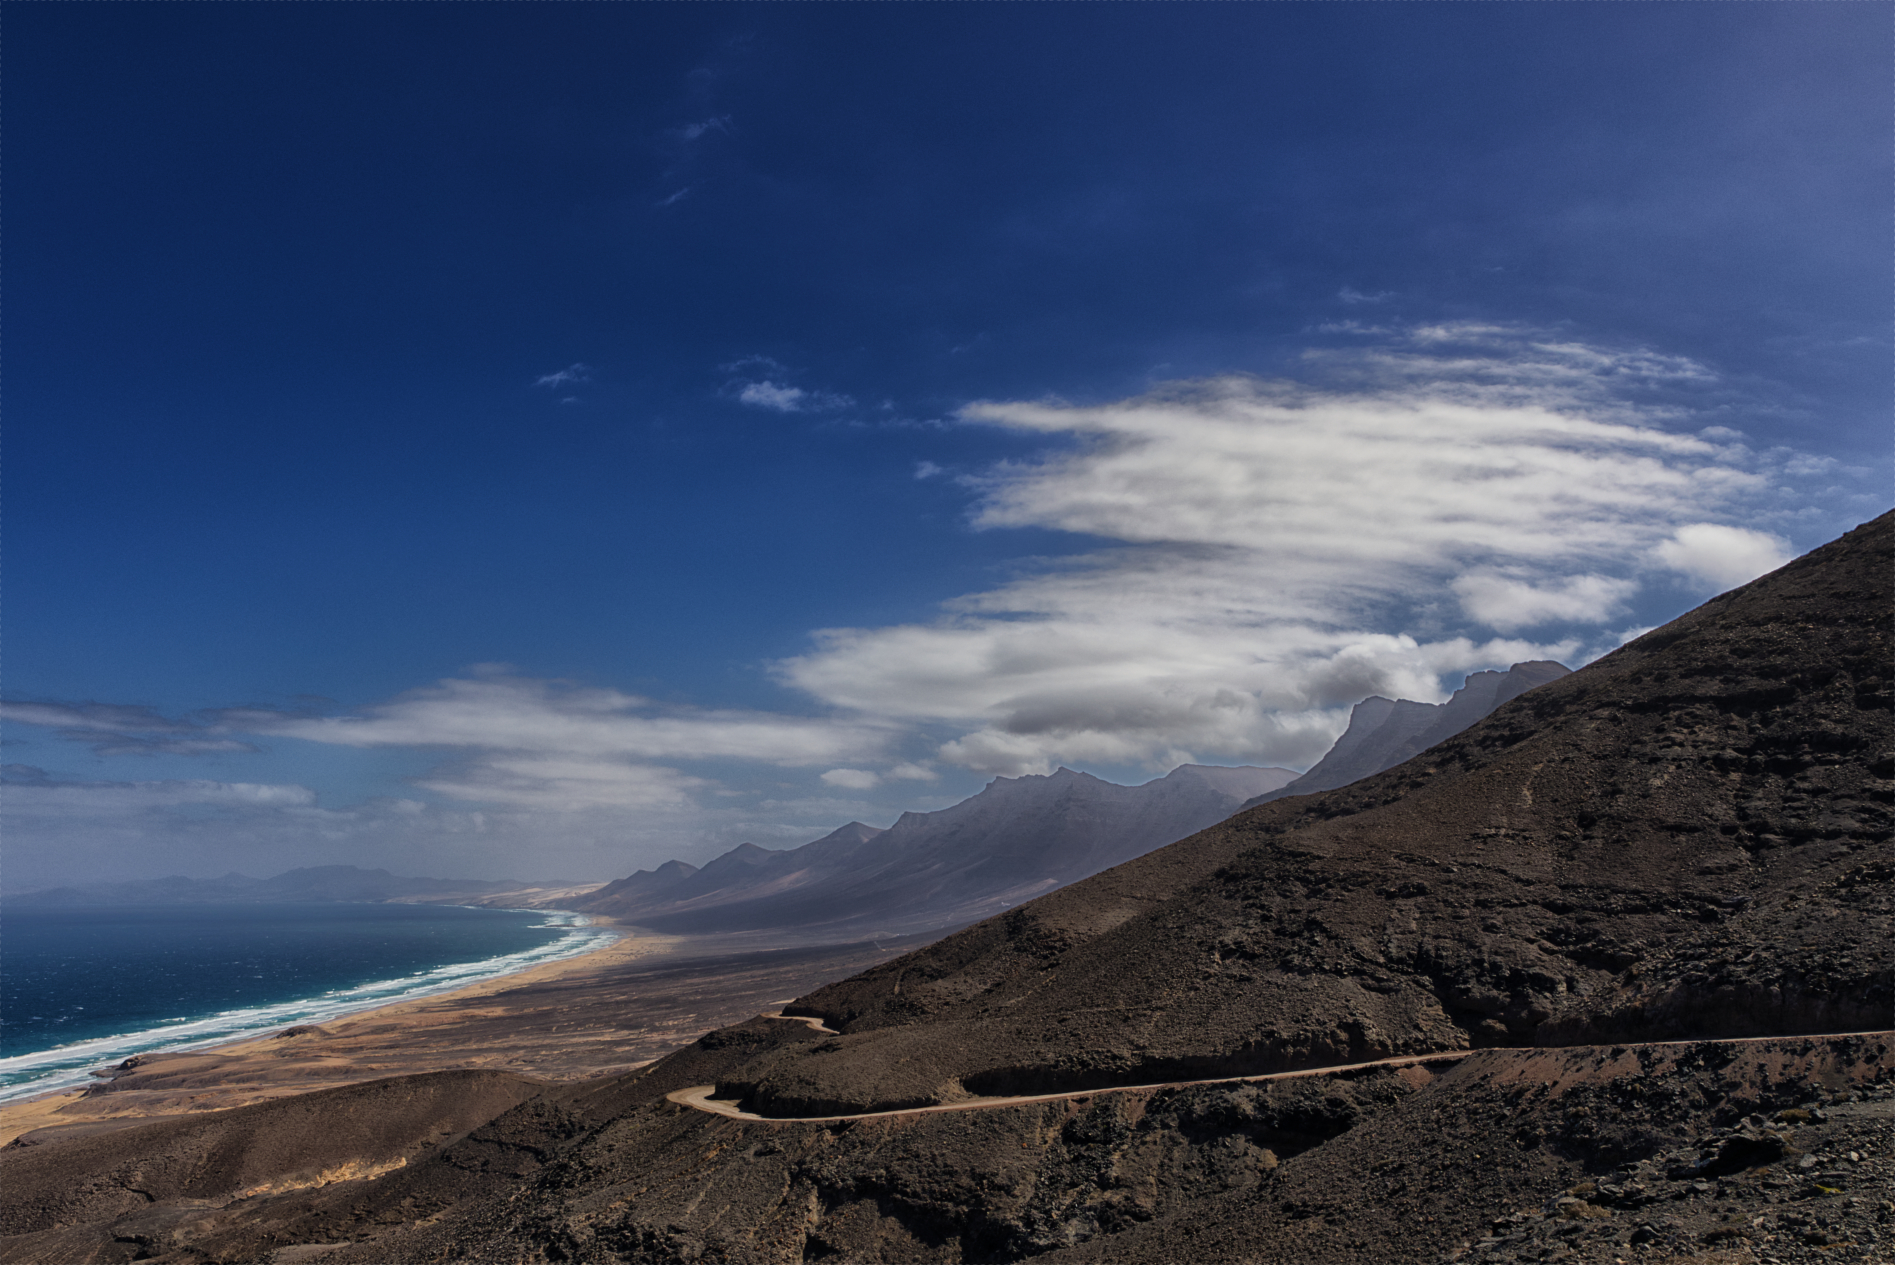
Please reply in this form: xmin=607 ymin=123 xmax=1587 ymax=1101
xmin=3 ymin=774 xmax=316 ymax=813
xmin=0 ymin=700 xmax=256 ymax=756
xmin=1651 ymin=523 xmax=1793 ymax=590
xmin=232 ymin=674 xmax=886 ymax=767
xmin=1450 ymin=572 xmax=1640 ymax=633
xmin=819 ymin=767 xmax=880 ymax=790
xmin=777 ymin=324 xmax=1816 ymax=776
xmin=416 ymin=755 xmax=704 ymax=811
xmin=724 ymin=359 xmax=856 ymax=415
xmin=534 ymin=363 xmax=591 ymax=389
xmin=739 ymin=381 xmax=806 ymax=411
xmin=676 ymin=115 xmax=731 ymax=142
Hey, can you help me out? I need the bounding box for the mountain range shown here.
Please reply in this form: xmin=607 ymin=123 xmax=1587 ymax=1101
xmin=7 ymin=663 xmax=1573 ymax=937
xmin=571 ymin=664 xmax=1573 ymax=938
xmin=568 ymin=762 xmax=1297 ymax=938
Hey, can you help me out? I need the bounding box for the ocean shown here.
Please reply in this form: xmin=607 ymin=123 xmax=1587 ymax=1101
xmin=0 ymin=902 xmax=617 ymax=1103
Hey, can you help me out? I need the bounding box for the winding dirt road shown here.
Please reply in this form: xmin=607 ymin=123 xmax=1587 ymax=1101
xmin=666 ymin=1019 xmax=1893 ymax=1125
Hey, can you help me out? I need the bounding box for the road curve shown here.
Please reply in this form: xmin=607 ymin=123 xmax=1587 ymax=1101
xmin=667 ymin=1024 xmax=1893 ymax=1125
xmin=667 ymin=1049 xmax=1474 ymax=1124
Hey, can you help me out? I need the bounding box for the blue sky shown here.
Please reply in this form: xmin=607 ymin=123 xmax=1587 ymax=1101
xmin=4 ymin=4 xmax=1888 ymax=889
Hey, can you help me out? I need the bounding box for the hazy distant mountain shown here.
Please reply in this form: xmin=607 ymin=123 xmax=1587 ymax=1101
xmin=1 ymin=866 xmax=584 ymax=907
xmin=1240 ymin=660 xmax=1570 ymax=809
xmin=571 ymin=763 xmax=1297 ymax=938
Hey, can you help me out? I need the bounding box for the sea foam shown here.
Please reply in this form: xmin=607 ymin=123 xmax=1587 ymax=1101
xmin=0 ymin=909 xmax=617 ymax=1104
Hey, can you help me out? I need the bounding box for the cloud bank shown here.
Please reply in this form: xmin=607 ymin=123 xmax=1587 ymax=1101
xmin=779 ymin=324 xmax=1818 ymax=775
xmin=6 ymin=324 xmax=1850 ymax=883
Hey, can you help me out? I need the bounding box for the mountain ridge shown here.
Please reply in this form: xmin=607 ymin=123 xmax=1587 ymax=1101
xmin=567 ymin=762 xmax=1299 ymax=938
xmin=1242 ymin=659 xmax=1571 ymax=808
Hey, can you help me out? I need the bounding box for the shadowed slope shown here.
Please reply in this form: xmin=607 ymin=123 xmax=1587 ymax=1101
xmin=714 ymin=512 xmax=1892 ymax=1115
xmin=0 ymin=1070 xmax=547 ymax=1240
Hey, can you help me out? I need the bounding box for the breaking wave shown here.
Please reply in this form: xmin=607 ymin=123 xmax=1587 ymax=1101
xmin=0 ymin=909 xmax=617 ymax=1104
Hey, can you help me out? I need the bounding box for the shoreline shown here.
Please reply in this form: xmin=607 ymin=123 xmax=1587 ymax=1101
xmin=0 ymin=928 xmax=926 ymax=1150
xmin=0 ymin=916 xmax=664 ymax=1145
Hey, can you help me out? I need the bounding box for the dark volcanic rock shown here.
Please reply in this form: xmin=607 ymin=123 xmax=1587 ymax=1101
xmin=143 ymin=1034 xmax=1892 ymax=1265
xmin=0 ymin=1069 xmax=546 ymax=1240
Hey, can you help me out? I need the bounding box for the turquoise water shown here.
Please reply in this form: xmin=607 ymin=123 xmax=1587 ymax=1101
xmin=0 ymin=903 xmax=617 ymax=1102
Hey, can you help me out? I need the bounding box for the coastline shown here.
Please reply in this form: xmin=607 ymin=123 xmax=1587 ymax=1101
xmin=0 ymin=916 xmax=663 ymax=1146
xmin=0 ymin=927 xmax=926 ymax=1150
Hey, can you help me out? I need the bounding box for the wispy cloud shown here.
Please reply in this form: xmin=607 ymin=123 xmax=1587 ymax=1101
xmin=776 ymin=323 xmax=1841 ymax=776
xmin=728 ymin=364 xmax=854 ymax=414
xmin=0 ymin=701 xmax=257 ymax=756
xmin=738 ymin=381 xmax=809 ymax=412
xmin=675 ymin=115 xmax=731 ymax=143
xmin=534 ymin=363 xmax=591 ymax=390
xmin=1338 ymin=286 xmax=1393 ymax=305
xmin=227 ymin=673 xmax=887 ymax=769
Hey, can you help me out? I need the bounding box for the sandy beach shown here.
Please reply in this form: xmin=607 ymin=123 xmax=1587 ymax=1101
xmin=0 ymin=925 xmax=921 ymax=1147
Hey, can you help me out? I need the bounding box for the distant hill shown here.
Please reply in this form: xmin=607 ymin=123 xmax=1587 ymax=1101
xmin=571 ymin=662 xmax=1579 ymax=942
xmin=1 ymin=866 xmax=593 ymax=908
xmin=1241 ymin=659 xmax=1570 ymax=808
xmin=569 ymin=763 xmax=1299 ymax=938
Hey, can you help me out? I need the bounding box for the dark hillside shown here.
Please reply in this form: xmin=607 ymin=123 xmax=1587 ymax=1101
xmin=724 ymin=511 xmax=1892 ymax=1114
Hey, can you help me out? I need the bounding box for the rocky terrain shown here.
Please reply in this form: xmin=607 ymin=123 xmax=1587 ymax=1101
xmin=1246 ymin=660 xmax=1571 ymax=805
xmin=0 ymin=511 xmax=1886 ymax=1265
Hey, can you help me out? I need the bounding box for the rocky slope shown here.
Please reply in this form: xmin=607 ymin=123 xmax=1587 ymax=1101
xmin=570 ymin=763 xmax=1298 ymax=938
xmin=1247 ymin=660 xmax=1571 ymax=805
xmin=720 ymin=513 xmax=1889 ymax=1117
xmin=13 ymin=1029 xmax=1886 ymax=1264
